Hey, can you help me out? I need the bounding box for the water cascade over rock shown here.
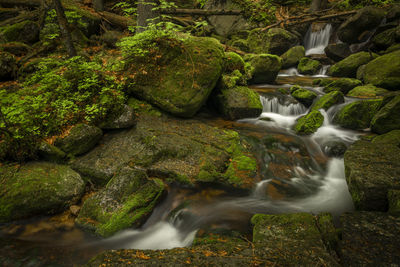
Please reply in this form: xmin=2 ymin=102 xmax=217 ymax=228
xmin=304 ymin=24 xmax=332 ymax=56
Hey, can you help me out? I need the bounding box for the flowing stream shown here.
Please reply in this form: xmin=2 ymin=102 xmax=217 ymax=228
xmin=0 ymin=75 xmax=360 ymax=266
xmin=304 ymin=23 xmax=332 ymax=55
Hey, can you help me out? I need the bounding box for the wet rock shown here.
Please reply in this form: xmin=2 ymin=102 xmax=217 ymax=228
xmin=311 ymin=91 xmax=344 ymax=111
xmin=372 ymin=26 xmax=399 ymax=51
xmin=291 ymin=87 xmax=317 ymax=107
xmin=312 ymin=77 xmax=336 ymax=87
xmin=384 ymin=43 xmax=400 ymax=54
xmin=322 ymin=140 xmax=347 ymax=157
xmin=337 ymin=7 xmax=385 ymax=44
xmin=247 ymin=28 xmax=298 ymax=55
xmin=347 ymin=84 xmax=389 ymax=98
xmin=0 ymin=42 xmax=30 ymax=56
xmin=333 ymin=99 xmax=382 ymax=130
xmin=123 ymin=35 xmax=224 ymax=117
xmin=340 ymin=212 xmax=400 ymax=265
xmin=388 ymin=190 xmax=400 ymax=215
xmin=297 ymin=57 xmax=321 ymax=75
xmin=294 ymin=110 xmax=324 ymax=135
xmin=0 ymin=51 xmax=16 ymax=81
xmin=280 ymin=45 xmax=305 ymax=69
xmin=217 ymin=70 xmax=245 ymax=89
xmin=356 ymin=64 xmax=366 ymax=80
xmin=371 ymin=94 xmax=400 ymax=134
xmin=251 ymin=213 xmax=339 ymax=266
xmin=324 ymin=43 xmax=351 ymax=62
xmin=213 ymin=86 xmax=263 ymax=120
xmin=0 ymin=162 xmax=85 ymax=223
xmin=76 ymin=167 xmax=165 ymax=237
xmin=323 ymin=78 xmax=362 ymax=94
xmin=372 ymin=129 xmax=400 ymax=146
xmin=0 ymin=20 xmax=39 ymax=44
xmin=37 ymin=141 xmax=67 ymax=163
xmin=99 ymin=105 xmax=136 ymax=130
xmin=54 ymin=124 xmax=103 ymax=157
xmin=363 ymin=50 xmax=400 ymax=90
xmin=245 ymin=53 xmax=282 ymax=84
xmin=328 ymin=51 xmax=378 ymax=78
xmin=344 ymin=140 xmax=400 ymax=211
xmin=71 ymin=114 xmax=257 ymax=189
xmin=224 ymin=52 xmax=245 ymax=73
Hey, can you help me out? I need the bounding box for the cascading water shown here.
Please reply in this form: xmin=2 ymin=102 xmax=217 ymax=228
xmin=260 ymin=95 xmax=307 ymax=116
xmin=304 ymin=24 xmax=332 ymax=55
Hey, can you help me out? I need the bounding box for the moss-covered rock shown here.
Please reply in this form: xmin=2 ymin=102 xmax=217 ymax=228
xmin=363 ymin=50 xmax=400 ymax=90
xmin=344 ymin=140 xmax=400 ymax=211
xmin=251 ymin=213 xmax=339 ymax=266
xmin=297 ymin=57 xmax=321 ymax=75
xmin=324 ymin=78 xmax=362 ymax=94
xmin=347 ymin=84 xmax=389 ymax=98
xmin=98 ymin=105 xmax=136 ymax=130
xmin=328 ymin=51 xmax=378 ymax=78
xmin=312 ymin=78 xmax=336 ymax=87
xmin=217 ymin=70 xmax=245 ymax=89
xmin=0 ymin=162 xmax=85 ymax=223
xmin=311 ymin=91 xmax=344 ymax=111
xmin=333 ymin=99 xmax=382 ymax=130
xmin=0 ymin=20 xmax=39 ymax=44
xmin=213 ymin=86 xmax=262 ymax=120
xmin=294 ymin=110 xmax=324 ymax=135
xmin=76 ymin=166 xmax=165 ymax=237
xmin=372 ymin=130 xmax=400 ymax=146
xmin=224 ymin=51 xmax=245 ymax=73
xmin=0 ymin=42 xmax=30 ymax=56
xmin=356 ymin=64 xmax=366 ymax=81
xmin=245 ymin=53 xmax=282 ymax=84
xmin=324 ymin=43 xmax=351 ymax=62
xmin=71 ymin=114 xmax=257 ymax=189
xmin=231 ymin=38 xmax=250 ymax=52
xmin=337 ymin=6 xmax=385 ymax=44
xmin=0 ymin=51 xmax=16 ymax=80
xmin=372 ymin=26 xmax=399 ymax=51
xmin=37 ymin=141 xmax=67 ymax=163
xmin=291 ymin=87 xmax=317 ymax=107
xmin=281 ymin=45 xmax=305 ymax=69
xmin=247 ymin=27 xmax=298 ymax=55
xmin=123 ymin=35 xmax=224 ymax=117
xmin=54 ymin=124 xmax=103 ymax=157
xmin=388 ymin=190 xmax=400 ymax=215
xmin=371 ymin=94 xmax=400 ymax=134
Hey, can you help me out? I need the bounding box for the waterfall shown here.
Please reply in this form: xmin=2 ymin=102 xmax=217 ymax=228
xmin=305 ymin=24 xmax=332 ymax=55
xmin=260 ymin=95 xmax=307 ymax=116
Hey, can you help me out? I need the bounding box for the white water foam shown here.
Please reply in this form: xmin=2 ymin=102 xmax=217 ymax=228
xmin=260 ymin=96 xmax=307 ymax=116
xmin=305 ymin=24 xmax=332 ymax=56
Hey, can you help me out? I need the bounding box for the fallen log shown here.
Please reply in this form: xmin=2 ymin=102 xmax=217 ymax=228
xmin=160 ymin=8 xmax=242 ymax=16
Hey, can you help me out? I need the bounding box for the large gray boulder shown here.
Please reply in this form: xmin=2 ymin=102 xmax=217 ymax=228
xmin=371 ymin=94 xmax=400 ymax=134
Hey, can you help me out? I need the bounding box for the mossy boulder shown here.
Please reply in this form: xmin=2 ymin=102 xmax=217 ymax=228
xmin=333 ymin=99 xmax=382 ymax=130
xmin=311 ymin=91 xmax=344 ymax=111
xmin=328 ymin=52 xmax=378 ymax=78
xmin=388 ymin=190 xmax=400 ymax=215
xmin=337 ymin=6 xmax=385 ymax=44
xmin=372 ymin=26 xmax=399 ymax=51
xmin=247 ymin=28 xmax=298 ymax=55
xmin=217 ymin=70 xmax=245 ymax=89
xmin=347 ymin=84 xmax=389 ymax=98
xmin=0 ymin=42 xmax=30 ymax=56
xmin=372 ymin=129 xmax=400 ymax=146
xmin=98 ymin=105 xmax=136 ymax=130
xmin=0 ymin=51 xmax=16 ymax=80
xmin=37 ymin=141 xmax=67 ymax=163
xmin=324 ymin=43 xmax=351 ymax=62
xmin=323 ymin=78 xmax=362 ymax=94
xmin=76 ymin=166 xmax=165 ymax=237
xmin=281 ymin=45 xmax=305 ymax=69
xmin=245 ymin=53 xmax=282 ymax=84
xmin=54 ymin=124 xmax=103 ymax=156
xmin=213 ymin=86 xmax=262 ymax=120
xmin=291 ymin=87 xmax=317 ymax=107
xmin=363 ymin=50 xmax=400 ymax=90
xmin=0 ymin=20 xmax=39 ymax=44
xmin=312 ymin=78 xmax=336 ymax=87
xmin=371 ymin=94 xmax=400 ymax=134
xmin=123 ymin=35 xmax=224 ymax=117
xmin=297 ymin=57 xmax=321 ymax=75
xmin=0 ymin=162 xmax=85 ymax=223
xmin=294 ymin=110 xmax=324 ymax=135
xmin=251 ymin=213 xmax=339 ymax=266
xmin=71 ymin=114 xmax=257 ymax=189
xmin=231 ymin=39 xmax=250 ymax=52
xmin=224 ymin=51 xmax=245 ymax=73
xmin=344 ymin=140 xmax=400 ymax=211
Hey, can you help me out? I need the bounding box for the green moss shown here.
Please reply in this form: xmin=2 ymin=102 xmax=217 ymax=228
xmin=289 ymin=84 xmax=302 ymax=93
xmin=372 ymin=27 xmax=398 ymax=50
xmin=311 ymin=91 xmax=344 ymax=111
xmin=281 ymin=45 xmax=305 ymax=69
xmin=388 ymin=190 xmax=400 ymax=215
xmin=372 ymin=130 xmax=400 ymax=146
xmin=247 ymin=28 xmax=297 ymax=55
xmin=291 ymin=88 xmax=317 ymax=107
xmin=313 ymin=78 xmax=335 ymax=87
xmin=294 ymin=110 xmax=324 ymax=135
xmin=297 ymin=57 xmax=321 ymax=75
xmin=317 ymin=213 xmax=339 ymax=253
xmin=347 ymin=84 xmax=389 ymax=98
xmin=371 ymin=94 xmax=400 ymax=134
xmin=323 ymin=78 xmax=362 ymax=94
xmin=246 ymin=53 xmax=282 ymax=84
xmin=127 ymin=97 xmax=162 ymax=117
xmin=224 ymin=52 xmax=245 ymax=73
xmin=328 ymin=51 xmax=378 ymax=78
xmin=1 ymin=20 xmax=39 ymax=44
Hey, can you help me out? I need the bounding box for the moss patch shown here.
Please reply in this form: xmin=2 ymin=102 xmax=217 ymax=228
xmin=294 ymin=110 xmax=324 ymax=135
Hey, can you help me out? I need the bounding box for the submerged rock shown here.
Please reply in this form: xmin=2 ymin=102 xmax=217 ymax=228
xmin=311 ymin=91 xmax=344 ymax=111
xmin=323 ymin=78 xmax=362 ymax=94
xmin=247 ymin=28 xmax=298 ymax=55
xmin=297 ymin=57 xmax=321 ymax=75
xmin=363 ymin=50 xmax=400 ymax=90
xmin=123 ymin=35 xmax=224 ymax=117
xmin=294 ymin=110 xmax=324 ymax=135
xmin=340 ymin=212 xmax=400 ymax=265
xmin=76 ymin=167 xmax=165 ymax=237
xmin=328 ymin=51 xmax=378 ymax=78
xmin=54 ymin=124 xmax=103 ymax=157
xmin=333 ymin=99 xmax=382 ymax=130
xmin=280 ymin=45 xmax=305 ymax=69
xmin=213 ymin=86 xmax=263 ymax=120
xmin=0 ymin=162 xmax=85 ymax=223
xmin=344 ymin=140 xmax=400 ymax=211
xmin=347 ymin=84 xmax=389 ymax=98
xmin=245 ymin=53 xmax=282 ymax=84
xmin=371 ymin=94 xmax=400 ymax=134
